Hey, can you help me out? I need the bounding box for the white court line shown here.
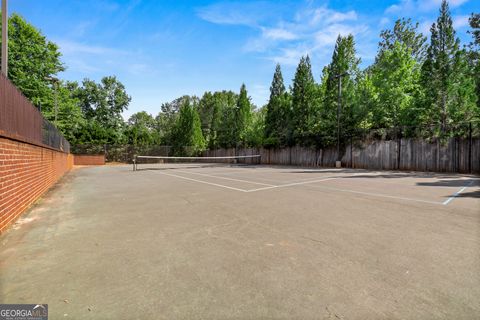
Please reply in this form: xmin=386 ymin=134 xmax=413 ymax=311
xmin=293 ymin=183 xmax=443 ymax=205
xmin=147 ymin=168 xmax=457 ymax=206
xmin=246 ymin=177 xmax=338 ymax=192
xmin=442 ymin=180 xmax=475 ymax=205
xmin=173 ymin=169 xmax=276 ymax=187
xmin=151 ymin=171 xmax=249 ymax=192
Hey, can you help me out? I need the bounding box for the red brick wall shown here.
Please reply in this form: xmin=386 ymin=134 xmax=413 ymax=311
xmin=0 ymin=137 xmax=73 ymax=233
xmin=74 ymin=154 xmax=105 ymax=165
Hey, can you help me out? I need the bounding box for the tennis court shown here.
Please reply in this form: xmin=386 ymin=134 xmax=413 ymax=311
xmin=1 ymin=160 xmax=479 ymax=319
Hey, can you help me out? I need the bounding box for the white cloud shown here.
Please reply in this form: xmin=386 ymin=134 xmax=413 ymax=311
xmin=386 ymin=0 xmax=469 ymax=14
xmin=308 ymin=7 xmax=358 ymax=25
xmin=262 ymin=27 xmax=298 ymax=40
xmin=249 ymin=84 xmax=270 ymax=107
xmin=379 ymin=17 xmax=391 ymax=27
xmin=198 ymin=2 xmax=368 ymax=67
xmin=453 ymin=15 xmax=470 ymax=29
xmin=196 ymin=2 xmax=273 ymax=27
xmin=56 ymin=39 xmax=152 ymax=76
xmin=270 ymin=47 xmax=310 ymax=66
xmin=314 ymin=24 xmax=363 ymax=47
xmin=419 ymin=20 xmax=434 ymax=35
xmin=56 ymin=40 xmax=127 ymax=55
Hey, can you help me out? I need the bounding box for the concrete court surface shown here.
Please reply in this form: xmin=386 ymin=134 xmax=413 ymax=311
xmin=0 ymin=164 xmax=479 ymax=319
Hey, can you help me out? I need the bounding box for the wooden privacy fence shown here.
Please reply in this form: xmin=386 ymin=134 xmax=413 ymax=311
xmin=205 ymin=137 xmax=480 ymax=174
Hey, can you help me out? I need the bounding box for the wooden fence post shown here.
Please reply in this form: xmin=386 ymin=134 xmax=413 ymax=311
xmin=469 ymin=122 xmax=472 ymax=174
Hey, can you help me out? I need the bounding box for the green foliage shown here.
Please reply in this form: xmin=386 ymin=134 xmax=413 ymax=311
xmin=420 ymin=0 xmax=478 ymax=133
xmin=371 ymin=42 xmax=421 ymax=128
xmin=235 ymin=84 xmax=253 ymax=144
xmin=42 ymin=81 xmax=85 ymax=145
xmin=291 ymin=55 xmax=316 ymax=143
xmin=74 ymin=76 xmax=131 ymax=144
xmin=156 ymin=95 xmax=193 ymax=145
xmin=245 ymin=107 xmax=266 ymax=147
xmin=212 ymin=91 xmax=240 ymax=148
xmin=171 ymin=99 xmax=206 ymax=155
xmin=469 ymin=13 xmax=480 ymax=46
xmin=322 ymin=35 xmax=361 ymax=145
xmin=378 ymin=18 xmax=427 ymax=62
xmin=264 ymin=64 xmax=292 ymax=146
xmin=125 ymin=111 xmax=159 ymax=146
xmin=468 ymin=13 xmax=480 ymax=110
xmin=3 ymin=2 xmax=478 ymax=154
xmin=0 ymin=13 xmax=64 ymax=107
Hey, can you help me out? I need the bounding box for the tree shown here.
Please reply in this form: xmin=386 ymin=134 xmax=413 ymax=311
xmin=125 ymin=111 xmax=158 ymax=146
xmin=371 ymin=42 xmax=421 ymax=129
xmin=291 ymin=55 xmax=316 ymax=143
xmin=197 ymin=92 xmax=215 ymax=144
xmin=235 ymin=84 xmax=253 ymax=145
xmin=75 ymin=76 xmax=131 ymax=144
xmin=264 ymin=64 xmax=291 ymax=146
xmin=245 ymin=107 xmax=266 ymax=147
xmin=420 ymin=0 xmax=477 ymax=133
xmin=42 ymin=81 xmax=85 ymax=145
xmin=468 ymin=13 xmax=480 ymax=111
xmin=171 ymin=99 xmax=206 ymax=155
xmin=323 ymin=35 xmax=361 ymax=145
xmin=199 ymin=91 xmax=238 ymax=148
xmin=0 ymin=13 xmax=64 ymax=109
xmin=378 ymin=18 xmax=427 ymax=62
xmin=468 ymin=13 xmax=480 ymax=46
xmin=156 ymin=95 xmax=194 ymax=145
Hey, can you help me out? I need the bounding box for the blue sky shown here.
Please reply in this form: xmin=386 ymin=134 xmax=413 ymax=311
xmin=9 ymin=0 xmax=478 ymax=119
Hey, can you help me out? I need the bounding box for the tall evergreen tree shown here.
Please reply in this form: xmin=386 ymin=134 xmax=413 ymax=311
xmin=420 ymin=0 xmax=477 ymax=132
xmin=323 ymin=35 xmax=361 ymax=144
xmin=291 ymin=55 xmax=315 ymax=143
xmin=468 ymin=13 xmax=480 ymax=111
xmin=265 ymin=64 xmax=291 ymax=146
xmin=235 ymin=84 xmax=253 ymax=145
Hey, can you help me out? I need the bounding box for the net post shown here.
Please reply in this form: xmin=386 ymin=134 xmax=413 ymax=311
xmin=133 ymin=155 xmax=136 ymax=171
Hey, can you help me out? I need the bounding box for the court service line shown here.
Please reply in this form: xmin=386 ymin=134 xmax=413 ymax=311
xmin=291 ymin=183 xmax=443 ymax=205
xmin=151 ymin=171 xmax=249 ymax=192
xmin=216 ymin=171 xmax=343 ymax=185
xmin=182 ymin=169 xmax=342 ymax=186
xmin=246 ymin=177 xmax=338 ymax=192
xmin=442 ymin=180 xmax=475 ymax=205
xmin=172 ymin=170 xmax=276 ymax=187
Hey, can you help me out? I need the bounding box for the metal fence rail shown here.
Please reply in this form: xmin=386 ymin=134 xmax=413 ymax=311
xmin=0 ymin=73 xmax=70 ymax=152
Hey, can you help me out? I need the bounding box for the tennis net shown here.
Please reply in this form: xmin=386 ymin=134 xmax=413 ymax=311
xmin=133 ymin=155 xmax=262 ymax=171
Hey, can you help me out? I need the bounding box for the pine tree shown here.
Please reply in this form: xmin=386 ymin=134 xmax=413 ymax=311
xmin=468 ymin=13 xmax=480 ymax=111
xmin=235 ymin=84 xmax=253 ymax=145
xmin=265 ymin=64 xmax=290 ymax=146
xmin=291 ymin=55 xmax=315 ymax=143
xmin=420 ymin=0 xmax=477 ymax=133
xmin=323 ymin=35 xmax=361 ymax=143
